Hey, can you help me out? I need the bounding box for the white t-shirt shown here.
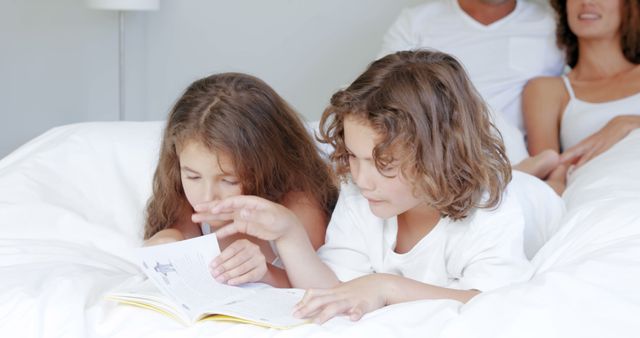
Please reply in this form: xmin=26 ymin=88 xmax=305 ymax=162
xmin=317 ymin=171 xmax=564 ymax=292
xmin=379 ymin=0 xmax=564 ymax=139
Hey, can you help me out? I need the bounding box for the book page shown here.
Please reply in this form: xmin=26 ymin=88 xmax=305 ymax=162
xmin=200 ymin=287 xmax=308 ymax=328
xmin=135 ymin=233 xmax=252 ymax=319
xmin=107 ymin=278 xmax=191 ymax=324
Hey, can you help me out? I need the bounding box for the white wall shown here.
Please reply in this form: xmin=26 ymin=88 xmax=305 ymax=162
xmin=1 ymin=0 xmax=422 ymax=158
xmin=1 ymin=0 xmax=119 ymax=158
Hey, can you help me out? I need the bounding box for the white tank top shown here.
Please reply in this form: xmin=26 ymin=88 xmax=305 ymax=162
xmin=560 ymin=75 xmax=640 ymax=150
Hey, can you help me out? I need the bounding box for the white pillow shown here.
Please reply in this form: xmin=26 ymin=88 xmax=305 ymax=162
xmin=0 ymin=122 xmax=164 ymax=257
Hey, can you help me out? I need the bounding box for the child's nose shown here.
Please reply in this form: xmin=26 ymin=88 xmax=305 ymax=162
xmin=352 ymin=165 xmax=374 ymax=191
xmin=203 ymin=184 xmax=221 ymax=202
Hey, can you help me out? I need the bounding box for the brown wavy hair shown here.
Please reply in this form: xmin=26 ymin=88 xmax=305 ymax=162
xmin=144 ymin=72 xmax=338 ymax=239
xmin=551 ymin=0 xmax=640 ymax=68
xmin=318 ymin=50 xmax=511 ymax=220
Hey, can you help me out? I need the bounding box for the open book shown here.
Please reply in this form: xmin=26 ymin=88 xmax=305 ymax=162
xmin=107 ymin=233 xmax=308 ymax=329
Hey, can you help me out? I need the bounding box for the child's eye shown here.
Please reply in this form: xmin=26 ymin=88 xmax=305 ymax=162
xmin=186 ymin=176 xmax=201 ymax=181
xmin=222 ymin=178 xmax=239 ymax=185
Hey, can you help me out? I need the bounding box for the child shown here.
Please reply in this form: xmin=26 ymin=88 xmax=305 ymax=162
xmin=144 ymin=72 xmax=338 ymax=288
xmin=195 ymin=51 xmax=562 ymax=323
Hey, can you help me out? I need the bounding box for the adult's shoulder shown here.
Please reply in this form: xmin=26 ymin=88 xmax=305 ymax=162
xmin=523 ymin=76 xmax=567 ymax=101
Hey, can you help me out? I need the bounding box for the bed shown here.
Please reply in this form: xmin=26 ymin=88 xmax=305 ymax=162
xmin=1 ymin=121 xmax=639 ymax=338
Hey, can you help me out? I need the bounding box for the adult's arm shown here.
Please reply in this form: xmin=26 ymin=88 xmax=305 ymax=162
xmin=522 ymin=77 xmax=567 ymax=155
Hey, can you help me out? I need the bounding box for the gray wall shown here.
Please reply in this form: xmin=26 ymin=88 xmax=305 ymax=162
xmin=0 ymin=0 xmax=423 ymax=158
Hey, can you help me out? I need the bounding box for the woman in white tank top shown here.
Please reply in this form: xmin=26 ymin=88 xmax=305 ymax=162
xmin=521 ymin=0 xmax=640 ymax=193
xmin=559 ymin=74 xmax=640 ymax=151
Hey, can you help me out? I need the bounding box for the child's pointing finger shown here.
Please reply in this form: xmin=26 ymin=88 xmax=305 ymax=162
xmin=191 ymin=211 xmax=234 ymax=224
xmin=194 ymin=201 xmax=221 ymax=212
xmin=214 ymin=223 xmax=240 ymax=239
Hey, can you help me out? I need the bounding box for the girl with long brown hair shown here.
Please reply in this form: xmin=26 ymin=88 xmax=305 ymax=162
xmin=144 ymin=72 xmax=337 ymax=288
xmin=195 ymin=50 xmax=562 ymax=323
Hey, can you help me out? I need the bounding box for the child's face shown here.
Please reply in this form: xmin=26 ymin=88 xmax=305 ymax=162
xmin=343 ymin=117 xmax=425 ymax=219
xmin=178 ymin=140 xmax=242 ymax=225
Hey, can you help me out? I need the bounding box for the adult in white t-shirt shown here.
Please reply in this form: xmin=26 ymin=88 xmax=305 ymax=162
xmin=379 ymin=0 xmax=565 ymax=162
xmin=318 ymin=171 xmax=564 ymax=291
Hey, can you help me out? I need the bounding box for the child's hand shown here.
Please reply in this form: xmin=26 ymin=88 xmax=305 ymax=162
xmin=191 ymin=202 xmax=236 ymax=228
xmin=293 ymin=275 xmax=388 ymax=324
xmin=209 ymin=239 xmax=268 ymax=285
xmin=193 ymin=196 xmax=301 ymax=242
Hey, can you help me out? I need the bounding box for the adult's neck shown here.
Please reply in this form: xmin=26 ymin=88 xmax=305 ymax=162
xmin=572 ymin=37 xmax=635 ymax=80
xmin=457 ymin=0 xmax=517 ymax=25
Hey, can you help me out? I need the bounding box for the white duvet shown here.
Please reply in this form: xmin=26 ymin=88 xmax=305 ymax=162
xmin=1 ymin=122 xmax=639 ymax=338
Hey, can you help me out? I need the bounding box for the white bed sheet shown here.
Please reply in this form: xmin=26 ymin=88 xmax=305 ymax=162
xmin=1 ymin=122 xmax=639 ymax=338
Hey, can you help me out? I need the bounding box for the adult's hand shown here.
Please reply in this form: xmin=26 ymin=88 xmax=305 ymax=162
xmin=561 ymin=115 xmax=640 ymax=167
